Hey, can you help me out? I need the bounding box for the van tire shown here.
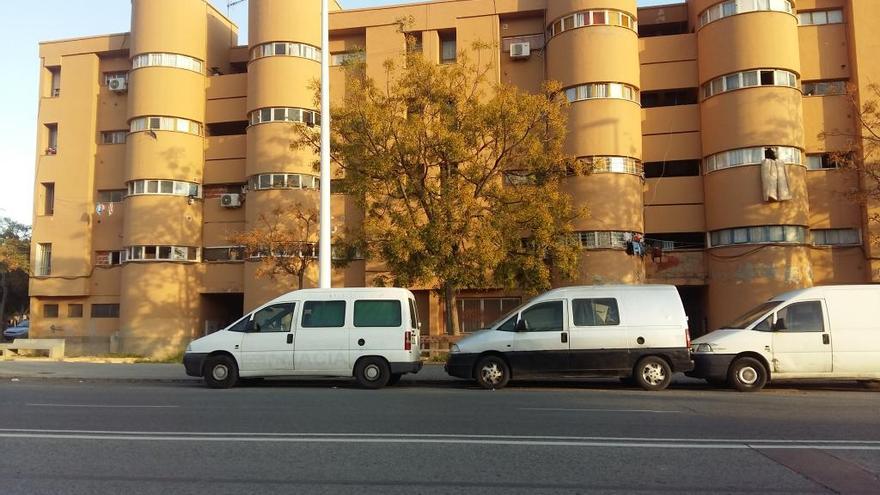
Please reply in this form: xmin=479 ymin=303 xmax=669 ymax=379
xmin=204 ymin=355 xmax=238 ymax=389
xmin=355 ymin=357 xmax=391 ymax=389
xmin=387 ymin=373 xmax=403 ymax=386
xmin=728 ymin=357 xmax=768 ymax=392
xmin=475 ymin=355 xmax=510 ymax=390
xmin=634 ymin=356 xmax=672 ymax=391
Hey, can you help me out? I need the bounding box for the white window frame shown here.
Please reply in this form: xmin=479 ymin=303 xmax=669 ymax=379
xmin=704 ymin=146 xmax=803 ymax=173
xmin=132 ymin=53 xmax=203 ymax=74
xmin=127 ymin=180 xmax=201 ymax=198
xmin=698 ymin=0 xmax=794 ymax=29
xmin=129 ymin=116 xmax=202 ymax=136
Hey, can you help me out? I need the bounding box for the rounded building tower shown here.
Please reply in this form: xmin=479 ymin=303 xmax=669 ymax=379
xmin=245 ymin=0 xmax=322 ymax=309
xmin=121 ymin=0 xmax=208 ymax=356
xmin=546 ymin=1 xmax=645 ymax=285
xmin=691 ymin=0 xmax=812 ymax=327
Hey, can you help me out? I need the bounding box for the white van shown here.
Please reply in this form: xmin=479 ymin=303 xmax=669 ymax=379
xmin=445 ymin=285 xmax=693 ymax=391
xmin=184 ymin=288 xmax=423 ymax=389
xmin=689 ymin=285 xmax=880 ymax=392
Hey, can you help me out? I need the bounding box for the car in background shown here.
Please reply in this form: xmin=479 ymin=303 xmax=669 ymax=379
xmin=3 ymin=320 xmax=29 ymax=341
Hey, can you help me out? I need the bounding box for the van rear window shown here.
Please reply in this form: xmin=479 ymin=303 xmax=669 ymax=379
xmin=354 ymin=300 xmax=402 ymax=327
xmin=302 ymin=301 xmax=346 ymax=327
xmin=572 ymin=299 xmax=620 ymax=326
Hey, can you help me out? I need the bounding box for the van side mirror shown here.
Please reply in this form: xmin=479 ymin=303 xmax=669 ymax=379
xmin=515 ymin=319 xmax=528 ymax=332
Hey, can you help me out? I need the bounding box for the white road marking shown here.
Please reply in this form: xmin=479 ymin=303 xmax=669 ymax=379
xmin=520 ymin=407 xmax=683 ymax=414
xmin=26 ymin=404 xmax=179 ymax=409
xmin=0 ymin=429 xmax=877 ymax=450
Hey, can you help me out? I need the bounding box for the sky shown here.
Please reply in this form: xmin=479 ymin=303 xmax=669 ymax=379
xmin=0 ymin=0 xmax=681 ymax=226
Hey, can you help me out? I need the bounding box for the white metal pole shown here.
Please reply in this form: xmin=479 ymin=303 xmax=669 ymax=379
xmin=319 ymin=0 xmax=332 ymax=288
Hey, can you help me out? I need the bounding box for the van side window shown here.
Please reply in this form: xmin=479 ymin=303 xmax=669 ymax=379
xmin=354 ymin=300 xmax=402 ymax=327
xmin=520 ymin=301 xmax=563 ymax=332
xmin=572 ymin=298 xmax=620 ymax=326
xmin=302 ymin=301 xmax=346 ymax=328
xmin=774 ymin=301 xmax=824 ymax=333
xmin=252 ymin=303 xmax=296 ymax=333
xmin=227 ymin=316 xmax=250 ymax=333
xmin=408 ymin=299 xmax=420 ymax=329
xmin=753 ymin=315 xmax=772 ymax=332
xmin=497 ymin=315 xmax=517 ymax=332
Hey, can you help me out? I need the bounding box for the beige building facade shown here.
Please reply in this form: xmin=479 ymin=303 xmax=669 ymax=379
xmin=29 ymin=0 xmax=880 ymax=357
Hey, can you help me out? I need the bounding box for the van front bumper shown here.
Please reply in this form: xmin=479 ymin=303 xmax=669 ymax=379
xmin=686 ymin=353 xmax=736 ymax=381
xmin=390 ymin=361 xmax=423 ymax=375
xmin=445 ymin=353 xmax=479 ymax=379
xmin=183 ymin=352 xmax=208 ymax=377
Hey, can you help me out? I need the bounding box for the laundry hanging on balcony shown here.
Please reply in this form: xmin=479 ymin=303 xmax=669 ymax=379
xmin=761 ymin=148 xmax=792 ymax=202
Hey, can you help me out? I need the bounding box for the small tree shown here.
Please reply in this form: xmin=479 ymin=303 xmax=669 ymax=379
xmin=0 ymin=218 xmax=30 ymax=329
xmin=230 ymin=205 xmax=319 ymax=289
xmin=300 ymin=38 xmax=582 ymax=335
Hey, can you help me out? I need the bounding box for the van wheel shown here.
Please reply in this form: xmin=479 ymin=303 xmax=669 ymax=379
xmin=355 ymin=357 xmax=390 ymax=389
xmin=728 ymin=357 xmax=768 ymax=392
xmin=634 ymin=356 xmax=672 ymax=391
xmin=204 ymin=355 xmax=238 ymax=389
xmin=475 ymin=355 xmax=510 ymax=390
xmin=387 ymin=373 xmax=403 ymax=386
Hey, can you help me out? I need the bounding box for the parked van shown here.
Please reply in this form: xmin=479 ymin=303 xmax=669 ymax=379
xmin=689 ymin=285 xmax=880 ymax=392
xmin=445 ymin=285 xmax=693 ymax=391
xmin=184 ymin=288 xmax=423 ymax=389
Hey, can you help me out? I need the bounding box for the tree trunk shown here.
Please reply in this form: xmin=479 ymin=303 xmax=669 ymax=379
xmin=443 ymin=283 xmax=460 ymax=336
xmin=0 ymin=271 xmax=7 ymax=331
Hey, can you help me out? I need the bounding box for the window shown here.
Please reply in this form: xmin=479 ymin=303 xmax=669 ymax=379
xmin=644 ymin=160 xmax=702 ymax=178
xmin=577 ymin=156 xmax=643 ymax=176
xmin=775 ymin=301 xmax=824 ymax=333
xmin=97 ymin=190 xmax=126 ymax=203
xmin=96 ymin=250 xmax=125 ymax=266
xmin=45 ymin=124 xmax=58 ymax=155
xmin=203 ymin=246 xmax=245 ymax=262
xmin=802 ymin=80 xmax=847 ymax=97
xmin=704 ymin=146 xmax=802 ymax=173
xmin=703 ymin=69 xmax=798 ymax=99
xmin=572 ymin=231 xmax=637 ymax=250
xmin=248 ymin=107 xmax=318 ymax=126
xmin=127 ymin=180 xmax=200 ymax=198
xmin=206 ymin=121 xmax=249 ymax=137
xmin=799 ymin=9 xmax=844 ymax=26
xmin=564 ymin=82 xmax=640 ymax=104
xmin=440 ymin=33 xmax=457 ymax=63
xmin=101 ymin=130 xmax=128 ymax=144
xmin=132 ymin=53 xmax=203 ymax=73
xmin=572 ymin=298 xmax=620 ymax=326
xmin=520 ymin=301 xmax=563 ymax=332
xmin=42 ymin=183 xmax=55 ymax=216
xmin=638 ymin=21 xmax=688 ymax=38
xmin=548 ymin=9 xmax=638 ymax=38
xmin=251 ymin=42 xmax=321 ymax=62
xmin=709 ymin=225 xmax=806 ymax=247
xmin=806 ymin=153 xmax=848 ymax=170
xmin=354 ymin=300 xmax=402 ymax=328
xmin=130 ymin=116 xmax=202 ymax=136
xmin=43 ymin=304 xmax=59 ymax=318
xmin=248 ymin=173 xmax=320 ymax=191
xmin=641 ymin=88 xmax=699 ymax=108
xmin=227 ymin=316 xmax=250 ymax=333
xmin=103 ymin=72 xmax=128 ymax=86
xmin=125 ymin=246 xmax=199 ymax=262
xmin=699 ymin=0 xmax=794 ymax=29
xmin=458 ymin=297 xmax=521 ymax=333
xmin=252 ymin=303 xmax=296 ymax=333
xmin=646 ymin=232 xmax=707 ymax=250
xmin=302 ymin=301 xmax=346 ymax=328
xmin=811 ymin=228 xmax=860 ymax=246
xmin=91 ymin=304 xmax=120 ymax=318
xmin=330 ymin=51 xmax=365 ymax=66
xmin=68 ymin=304 xmax=83 ymax=318
xmin=49 ymin=67 xmax=61 ymax=97
xmin=36 ymin=243 xmax=52 ymax=276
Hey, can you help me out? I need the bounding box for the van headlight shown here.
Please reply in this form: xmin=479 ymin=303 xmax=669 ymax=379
xmin=450 ymin=344 xmax=461 ymax=353
xmin=693 ymin=343 xmax=713 ymax=353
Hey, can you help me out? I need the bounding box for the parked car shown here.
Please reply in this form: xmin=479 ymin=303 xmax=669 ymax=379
xmin=184 ymin=288 xmax=423 ymax=389
xmin=3 ymin=320 xmax=29 ymax=341
xmin=445 ymin=285 xmax=693 ymax=391
xmin=689 ymin=285 xmax=880 ymax=392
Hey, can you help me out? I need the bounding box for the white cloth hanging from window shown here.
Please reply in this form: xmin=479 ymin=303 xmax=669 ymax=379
xmin=761 ymin=158 xmax=792 ymax=202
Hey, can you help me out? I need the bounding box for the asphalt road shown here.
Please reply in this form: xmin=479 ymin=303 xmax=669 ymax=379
xmin=0 ymin=378 xmax=878 ymax=494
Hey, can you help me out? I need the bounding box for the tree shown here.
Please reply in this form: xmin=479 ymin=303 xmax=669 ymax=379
xmin=0 ymin=217 xmax=30 ymax=329
xmin=229 ymin=205 xmax=319 ymax=289
xmin=300 ymin=37 xmax=582 ymax=335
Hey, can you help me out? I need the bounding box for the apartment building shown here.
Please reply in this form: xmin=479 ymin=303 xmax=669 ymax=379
xmin=30 ymin=0 xmax=880 ymax=356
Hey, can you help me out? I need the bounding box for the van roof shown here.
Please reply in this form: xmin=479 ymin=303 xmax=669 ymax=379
xmin=265 ymin=287 xmax=415 ymax=305
xmin=533 ymin=284 xmax=678 ymax=301
xmin=771 ymin=284 xmax=880 ymax=301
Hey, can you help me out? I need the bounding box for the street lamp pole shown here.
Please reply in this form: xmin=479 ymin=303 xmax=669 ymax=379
xmin=318 ymin=0 xmax=332 ymax=289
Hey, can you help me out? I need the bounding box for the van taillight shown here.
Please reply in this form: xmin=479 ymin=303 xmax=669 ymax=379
xmin=404 ymin=331 xmax=412 ymax=351
xmin=686 ymin=328 xmax=692 ymax=348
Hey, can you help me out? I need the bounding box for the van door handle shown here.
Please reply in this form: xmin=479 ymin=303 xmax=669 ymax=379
xmin=561 ymin=333 xmax=568 ymax=343
xmin=287 ymin=334 xmax=293 ymax=344
xmin=822 ymin=334 xmax=830 ymax=345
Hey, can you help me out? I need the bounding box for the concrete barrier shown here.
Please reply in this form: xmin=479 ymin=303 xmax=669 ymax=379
xmin=0 ymin=339 xmax=66 ymax=361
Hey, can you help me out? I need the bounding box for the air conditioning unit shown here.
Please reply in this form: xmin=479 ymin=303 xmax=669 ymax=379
xmin=220 ymin=193 xmax=242 ymax=208
xmin=108 ymin=77 xmax=128 ymax=92
xmin=510 ymin=42 xmax=531 ymax=59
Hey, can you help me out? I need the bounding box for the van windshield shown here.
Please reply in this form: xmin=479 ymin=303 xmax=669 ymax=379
xmin=725 ymin=302 xmax=780 ymax=329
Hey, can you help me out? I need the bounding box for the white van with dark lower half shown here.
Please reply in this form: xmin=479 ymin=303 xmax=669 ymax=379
xmin=689 ymin=285 xmax=880 ymax=392
xmin=445 ymin=285 xmax=693 ymax=391
xmin=184 ymin=288 xmax=423 ymax=389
